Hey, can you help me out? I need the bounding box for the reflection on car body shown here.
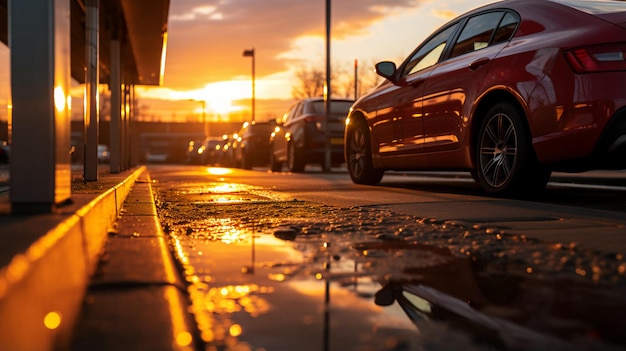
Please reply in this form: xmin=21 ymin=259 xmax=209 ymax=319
xmin=345 ymin=0 xmax=626 ymax=196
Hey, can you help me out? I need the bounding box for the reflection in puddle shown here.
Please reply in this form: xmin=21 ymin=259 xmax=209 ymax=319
xmin=173 ymin=227 xmax=626 ymax=350
xmin=170 ymin=229 xmax=421 ymax=351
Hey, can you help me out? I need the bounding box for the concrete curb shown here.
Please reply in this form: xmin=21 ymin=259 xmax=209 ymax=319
xmin=70 ymin=171 xmax=198 ymax=351
xmin=0 ymin=166 xmax=146 ymax=351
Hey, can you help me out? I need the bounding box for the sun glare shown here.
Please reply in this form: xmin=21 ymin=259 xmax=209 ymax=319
xmin=135 ymin=80 xmax=252 ymax=118
xmin=196 ymin=81 xmax=249 ymax=115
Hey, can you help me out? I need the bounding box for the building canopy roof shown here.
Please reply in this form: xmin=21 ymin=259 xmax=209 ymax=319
xmin=0 ymin=0 xmax=170 ymax=86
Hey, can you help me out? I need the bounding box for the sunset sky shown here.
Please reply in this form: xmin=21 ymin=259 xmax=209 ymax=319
xmin=0 ymin=0 xmax=495 ymax=123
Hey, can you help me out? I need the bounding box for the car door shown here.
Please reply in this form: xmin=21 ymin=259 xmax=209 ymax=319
xmin=421 ymin=11 xmax=518 ymax=163
xmin=387 ymin=23 xmax=461 ymax=158
xmin=274 ymin=103 xmax=298 ymax=162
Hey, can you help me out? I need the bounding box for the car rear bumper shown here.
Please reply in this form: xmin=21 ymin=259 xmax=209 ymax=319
xmin=302 ymin=137 xmax=345 ymax=163
xmin=534 ymin=107 xmax=626 ymax=171
xmin=530 ymin=68 xmax=626 ymax=171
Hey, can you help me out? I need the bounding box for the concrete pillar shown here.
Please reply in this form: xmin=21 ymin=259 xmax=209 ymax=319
xmin=121 ymin=84 xmax=128 ymax=171
xmin=9 ymin=0 xmax=72 ymax=213
xmin=123 ymin=84 xmax=131 ymax=170
xmin=126 ymin=85 xmax=134 ymax=169
xmin=109 ymin=36 xmax=121 ymax=174
xmin=84 ymin=0 xmax=99 ymax=181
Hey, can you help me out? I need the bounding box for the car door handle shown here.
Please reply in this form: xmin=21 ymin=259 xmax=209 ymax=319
xmin=469 ymin=58 xmax=490 ymax=71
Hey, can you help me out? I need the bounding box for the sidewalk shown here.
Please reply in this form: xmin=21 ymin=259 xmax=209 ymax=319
xmin=0 ymin=166 xmax=197 ymax=351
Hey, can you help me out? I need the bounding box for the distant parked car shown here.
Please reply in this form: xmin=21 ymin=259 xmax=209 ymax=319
xmin=0 ymin=141 xmax=9 ymax=164
xmin=270 ymin=98 xmax=353 ymax=172
xmin=185 ymin=139 xmax=205 ymax=165
xmin=97 ymin=144 xmax=110 ymax=163
xmin=201 ymin=137 xmax=226 ymax=166
xmin=345 ymin=0 xmax=626 ymax=195
xmin=145 ymin=141 xmax=170 ymax=163
xmin=233 ymin=121 xmax=276 ymax=169
xmin=217 ymin=134 xmax=237 ymax=167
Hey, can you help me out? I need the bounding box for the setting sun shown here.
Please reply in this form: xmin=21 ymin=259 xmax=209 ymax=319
xmin=193 ymin=80 xmax=249 ymax=115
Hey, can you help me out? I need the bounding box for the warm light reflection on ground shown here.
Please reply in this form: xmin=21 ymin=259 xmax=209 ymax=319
xmin=207 ymin=167 xmax=232 ymax=176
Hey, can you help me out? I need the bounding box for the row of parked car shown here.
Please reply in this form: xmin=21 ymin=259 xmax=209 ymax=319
xmin=186 ymin=97 xmax=354 ymax=172
xmin=186 ymin=0 xmax=626 ymax=196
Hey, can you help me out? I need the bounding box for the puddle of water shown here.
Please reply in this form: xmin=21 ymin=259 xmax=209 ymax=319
xmin=155 ymin=183 xmax=626 ymax=351
xmin=172 ymin=231 xmax=422 ymax=351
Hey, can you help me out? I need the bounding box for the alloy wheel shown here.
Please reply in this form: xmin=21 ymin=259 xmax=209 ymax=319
xmin=478 ymin=112 xmax=518 ymax=188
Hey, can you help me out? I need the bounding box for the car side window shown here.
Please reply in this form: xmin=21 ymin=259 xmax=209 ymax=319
xmin=492 ymin=12 xmax=519 ymax=44
xmin=449 ymin=12 xmax=504 ymax=59
xmin=293 ymin=102 xmax=304 ymax=118
xmin=283 ymin=104 xmax=297 ymax=123
xmin=402 ymin=23 xmax=459 ymax=77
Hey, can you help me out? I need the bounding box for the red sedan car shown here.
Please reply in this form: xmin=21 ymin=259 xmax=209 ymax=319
xmin=345 ymin=0 xmax=626 ymax=195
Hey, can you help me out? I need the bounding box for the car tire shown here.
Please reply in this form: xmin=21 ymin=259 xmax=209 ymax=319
xmin=270 ymin=147 xmax=282 ymax=172
xmin=346 ymin=118 xmax=384 ymax=185
xmin=475 ymin=102 xmax=550 ymax=196
xmin=288 ymin=142 xmax=305 ymax=172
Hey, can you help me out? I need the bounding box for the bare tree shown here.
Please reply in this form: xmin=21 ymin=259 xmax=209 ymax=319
xmin=291 ymin=60 xmax=386 ymax=101
xmin=332 ymin=61 xmax=354 ymax=99
xmin=291 ymin=65 xmax=325 ymax=99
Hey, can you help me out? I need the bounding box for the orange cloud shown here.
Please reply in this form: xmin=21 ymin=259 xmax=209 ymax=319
xmin=162 ymin=0 xmax=429 ymax=91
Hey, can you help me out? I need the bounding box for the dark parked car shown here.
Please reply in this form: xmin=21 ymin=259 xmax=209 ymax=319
xmin=186 ymin=137 xmax=223 ymax=165
xmin=270 ymin=98 xmax=353 ymax=172
xmin=217 ymin=134 xmax=237 ymax=167
xmin=0 ymin=141 xmax=9 ymax=164
xmin=233 ymin=121 xmax=276 ymax=169
xmin=202 ymin=137 xmax=226 ymax=166
xmin=345 ymin=0 xmax=626 ymax=195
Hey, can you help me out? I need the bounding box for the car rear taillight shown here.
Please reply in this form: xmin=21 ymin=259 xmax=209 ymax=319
xmin=303 ymin=115 xmax=325 ymax=131
xmin=564 ymin=43 xmax=626 ymax=73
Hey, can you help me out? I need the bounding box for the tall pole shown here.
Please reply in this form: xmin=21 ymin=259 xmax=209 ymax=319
xmin=189 ymin=99 xmax=207 ymax=137
xmin=354 ymin=59 xmax=358 ymax=100
xmin=243 ymin=48 xmax=255 ymax=122
xmin=324 ymin=0 xmax=332 ymax=172
xmin=202 ymin=100 xmax=208 ymax=137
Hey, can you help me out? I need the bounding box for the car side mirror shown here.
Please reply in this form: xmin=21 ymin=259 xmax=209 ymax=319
xmin=375 ymin=61 xmax=397 ymax=82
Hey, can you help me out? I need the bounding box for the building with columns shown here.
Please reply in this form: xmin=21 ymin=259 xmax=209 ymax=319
xmin=0 ymin=0 xmax=170 ymax=213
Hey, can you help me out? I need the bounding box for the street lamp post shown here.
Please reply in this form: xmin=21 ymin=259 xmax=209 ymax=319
xmin=323 ymin=0 xmax=332 ymax=172
xmin=243 ymin=48 xmax=255 ymax=122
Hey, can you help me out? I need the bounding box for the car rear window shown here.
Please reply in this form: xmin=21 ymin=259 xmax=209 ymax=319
xmin=308 ymin=100 xmax=353 ymax=119
xmin=249 ymin=123 xmax=275 ymax=134
xmin=550 ymin=0 xmax=626 ymax=14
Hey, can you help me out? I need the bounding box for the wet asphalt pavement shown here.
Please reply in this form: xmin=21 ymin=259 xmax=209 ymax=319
xmin=148 ymin=166 xmax=626 ymax=351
